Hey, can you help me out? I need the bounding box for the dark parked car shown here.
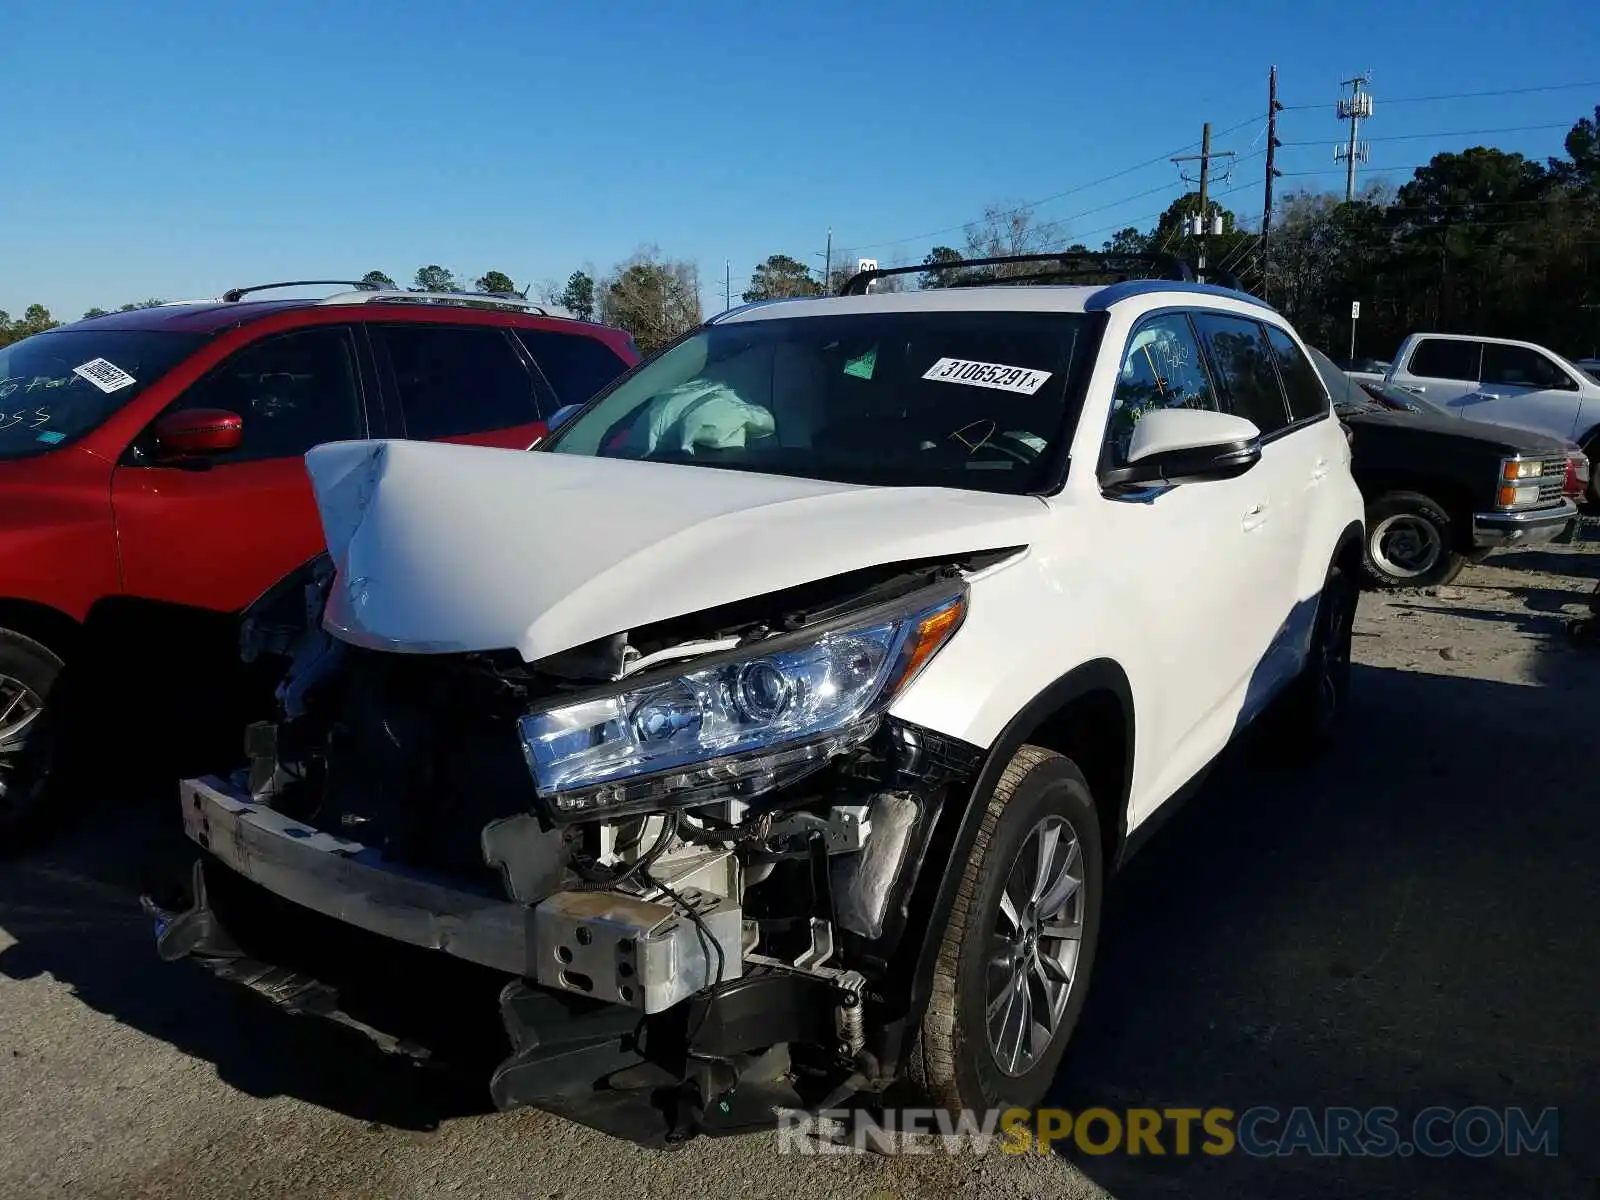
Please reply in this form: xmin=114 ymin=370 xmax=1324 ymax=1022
xmin=1309 ymin=348 xmax=1586 ymax=587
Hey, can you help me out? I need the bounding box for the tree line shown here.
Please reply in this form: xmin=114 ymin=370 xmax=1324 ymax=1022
xmin=742 ymin=104 xmax=1600 ymax=364
xmin=6 ymin=104 xmax=1596 ymax=361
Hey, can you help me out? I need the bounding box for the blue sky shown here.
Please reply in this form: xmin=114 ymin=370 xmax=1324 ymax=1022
xmin=4 ymin=0 xmax=1596 ymax=320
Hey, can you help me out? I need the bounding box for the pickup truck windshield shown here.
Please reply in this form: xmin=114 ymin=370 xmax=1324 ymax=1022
xmin=0 ymin=329 xmax=204 ymax=460
xmin=545 ymin=310 xmax=1089 ymax=493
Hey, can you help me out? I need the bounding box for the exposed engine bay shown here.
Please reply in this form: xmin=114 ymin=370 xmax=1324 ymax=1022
xmin=147 ymin=549 xmax=1007 ymax=1144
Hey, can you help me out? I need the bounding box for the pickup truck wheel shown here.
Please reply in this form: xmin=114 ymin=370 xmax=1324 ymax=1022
xmin=0 ymin=628 xmax=65 ymax=852
xmin=1362 ymin=491 xmax=1465 ymax=588
xmin=908 ymin=746 xmax=1103 ymax=1112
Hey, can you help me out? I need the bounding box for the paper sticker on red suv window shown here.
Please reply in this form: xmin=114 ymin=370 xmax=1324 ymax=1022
xmin=72 ymin=358 xmax=137 ymax=394
xmin=923 ymin=357 xmax=1051 ymax=395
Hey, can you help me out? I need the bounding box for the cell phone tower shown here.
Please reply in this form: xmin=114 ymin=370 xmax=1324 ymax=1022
xmin=1336 ymin=72 xmax=1374 ymax=202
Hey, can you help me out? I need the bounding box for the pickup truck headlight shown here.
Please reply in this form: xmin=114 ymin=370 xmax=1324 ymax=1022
xmin=1497 ymin=456 xmax=1557 ymax=509
xmin=518 ymin=587 xmax=966 ymax=818
xmin=1501 ymin=458 xmax=1544 ymax=480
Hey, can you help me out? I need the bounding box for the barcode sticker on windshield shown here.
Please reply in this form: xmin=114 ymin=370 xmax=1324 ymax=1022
xmin=72 ymin=358 xmax=137 ymax=394
xmin=923 ymin=357 xmax=1052 ymax=395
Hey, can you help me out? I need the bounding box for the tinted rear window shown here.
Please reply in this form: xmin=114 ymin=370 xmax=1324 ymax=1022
xmin=1191 ymin=313 xmax=1291 ymax=435
xmin=0 ymin=329 xmax=205 ymax=460
xmin=515 ymin=328 xmax=629 ymax=407
xmin=373 ymin=325 xmax=539 ymax=438
xmin=1263 ymin=325 xmax=1330 ymax=422
xmin=1408 ymin=338 xmax=1480 ymax=381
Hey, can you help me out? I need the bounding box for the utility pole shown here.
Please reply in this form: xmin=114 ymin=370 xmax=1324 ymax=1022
xmin=823 ymin=227 xmax=833 ymax=296
xmin=1261 ymin=66 xmax=1283 ymax=294
xmin=1336 ymin=72 xmax=1373 ymax=202
xmin=722 ymin=259 xmax=732 ymax=312
xmin=1198 ymin=122 xmax=1212 ymax=276
xmin=1172 ymin=123 xmax=1234 ymax=281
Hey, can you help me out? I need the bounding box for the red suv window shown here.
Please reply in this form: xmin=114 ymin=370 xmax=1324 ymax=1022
xmin=513 ymin=328 xmax=630 ymax=407
xmin=372 ymin=325 xmax=541 ymax=439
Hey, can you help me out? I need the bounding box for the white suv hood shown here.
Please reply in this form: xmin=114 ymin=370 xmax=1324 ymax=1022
xmin=304 ymin=439 xmax=1046 ymax=662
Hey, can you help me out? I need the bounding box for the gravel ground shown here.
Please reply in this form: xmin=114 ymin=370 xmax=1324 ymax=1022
xmin=2 ymin=528 xmax=1596 ymax=1200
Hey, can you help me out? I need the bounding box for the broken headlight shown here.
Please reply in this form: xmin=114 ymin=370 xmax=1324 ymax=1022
xmin=518 ymin=587 xmax=966 ymax=818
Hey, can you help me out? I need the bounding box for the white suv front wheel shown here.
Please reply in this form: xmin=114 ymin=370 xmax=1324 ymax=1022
xmin=910 ymin=745 xmax=1104 ymax=1111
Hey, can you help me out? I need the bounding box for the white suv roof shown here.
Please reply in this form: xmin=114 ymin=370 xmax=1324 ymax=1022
xmin=711 ymin=280 xmax=1280 ymax=323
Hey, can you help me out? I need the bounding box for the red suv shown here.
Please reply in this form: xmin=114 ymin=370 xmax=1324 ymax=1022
xmin=0 ymin=280 xmax=638 ymax=844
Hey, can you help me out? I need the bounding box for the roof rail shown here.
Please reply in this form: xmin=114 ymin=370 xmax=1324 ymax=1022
xmin=840 ymin=252 xmax=1203 ymax=297
xmin=221 ymin=279 xmax=380 ymax=303
xmin=705 ymin=297 xmax=811 ymax=325
xmin=1083 ymin=278 xmax=1276 ymax=313
xmin=316 ymin=289 xmax=567 ymax=317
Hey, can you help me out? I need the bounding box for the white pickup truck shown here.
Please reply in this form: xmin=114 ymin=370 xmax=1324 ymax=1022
xmin=1384 ymin=332 xmax=1600 ymax=505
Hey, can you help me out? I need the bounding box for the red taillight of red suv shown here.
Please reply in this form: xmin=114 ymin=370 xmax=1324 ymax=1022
xmin=1564 ymin=452 xmax=1590 ymax=499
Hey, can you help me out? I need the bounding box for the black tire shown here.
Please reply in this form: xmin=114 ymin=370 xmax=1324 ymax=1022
xmin=908 ymin=746 xmax=1104 ymax=1112
xmin=0 ymin=627 xmax=66 ymax=853
xmin=1260 ymin=561 xmax=1358 ymax=763
xmin=1361 ymin=491 xmax=1465 ymax=589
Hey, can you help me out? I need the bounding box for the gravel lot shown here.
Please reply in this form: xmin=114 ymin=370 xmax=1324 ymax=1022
xmin=3 ymin=529 xmax=1596 ymax=1200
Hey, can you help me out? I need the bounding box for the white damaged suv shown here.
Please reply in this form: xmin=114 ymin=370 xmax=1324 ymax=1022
xmin=146 ymin=256 xmax=1364 ymax=1144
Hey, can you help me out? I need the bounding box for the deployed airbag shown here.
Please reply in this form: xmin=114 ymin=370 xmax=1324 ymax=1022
xmin=640 ymin=380 xmax=775 ymax=454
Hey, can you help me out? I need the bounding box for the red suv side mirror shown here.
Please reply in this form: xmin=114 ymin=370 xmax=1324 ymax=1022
xmin=153 ymin=409 xmax=244 ymax=457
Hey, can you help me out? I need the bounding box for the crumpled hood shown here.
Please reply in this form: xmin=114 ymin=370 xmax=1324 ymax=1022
xmin=303 ymin=439 xmax=1046 ymax=662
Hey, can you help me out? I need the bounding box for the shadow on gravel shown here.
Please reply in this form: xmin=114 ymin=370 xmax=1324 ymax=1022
xmin=1491 ymin=550 xmax=1600 ymax=579
xmin=1481 ymin=521 xmax=1600 ymax=580
xmin=1385 ymin=601 xmax=1579 ymax=639
xmin=1045 ymin=663 xmax=1599 ymax=1200
xmin=0 ymin=795 xmax=493 ymax=1131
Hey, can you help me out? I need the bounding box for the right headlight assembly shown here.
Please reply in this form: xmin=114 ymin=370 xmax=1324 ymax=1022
xmin=517 ymin=586 xmax=967 ymax=820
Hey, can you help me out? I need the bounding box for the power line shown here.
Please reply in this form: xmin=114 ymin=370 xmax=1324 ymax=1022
xmin=850 ymin=115 xmax=1266 ymax=253
xmin=1278 ymin=165 xmax=1420 ymax=177
xmin=1033 ymin=179 xmax=1184 ymax=238
xmin=1281 ymin=79 xmax=1600 ymax=111
xmin=848 ymin=146 xmax=1194 ymax=251
xmin=1278 ymin=121 xmax=1573 ymax=147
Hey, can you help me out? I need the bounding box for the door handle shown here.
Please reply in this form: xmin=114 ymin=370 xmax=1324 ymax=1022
xmin=1242 ymin=502 xmax=1269 ymax=532
xmin=1396 ymin=384 xmax=1425 ymax=395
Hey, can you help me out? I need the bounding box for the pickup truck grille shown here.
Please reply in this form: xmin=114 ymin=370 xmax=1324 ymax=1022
xmin=1535 ymin=459 xmax=1569 ymax=502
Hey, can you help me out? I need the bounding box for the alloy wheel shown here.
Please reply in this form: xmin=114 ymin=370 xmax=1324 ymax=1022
xmin=985 ymin=815 xmax=1087 ymax=1077
xmin=0 ymin=673 xmax=44 ymax=806
xmin=1370 ymin=513 xmax=1443 ymax=579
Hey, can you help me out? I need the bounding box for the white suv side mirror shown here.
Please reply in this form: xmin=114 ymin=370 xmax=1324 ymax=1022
xmin=1102 ymin=407 xmax=1262 ymax=489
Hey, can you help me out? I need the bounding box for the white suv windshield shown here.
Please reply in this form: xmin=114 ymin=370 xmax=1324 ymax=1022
xmin=545 ymin=310 xmax=1090 ymax=493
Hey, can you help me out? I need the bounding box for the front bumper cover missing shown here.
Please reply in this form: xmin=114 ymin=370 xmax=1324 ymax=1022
xmin=174 ymin=775 xmax=742 ymax=1013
